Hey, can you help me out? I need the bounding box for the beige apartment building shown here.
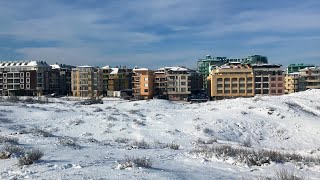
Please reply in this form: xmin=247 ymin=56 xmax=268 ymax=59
xmin=132 ymin=68 xmax=154 ymax=99
xmin=285 ymin=66 xmax=320 ymax=93
xmin=285 ymin=73 xmax=299 ymax=94
xmin=252 ymin=64 xmax=284 ymax=96
xmin=207 ymin=63 xmax=254 ymax=100
xmin=154 ymin=66 xmax=201 ymax=101
xmin=71 ymin=66 xmax=103 ymax=97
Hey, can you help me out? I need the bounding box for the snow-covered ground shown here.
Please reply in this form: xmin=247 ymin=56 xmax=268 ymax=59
xmin=0 ymin=90 xmax=320 ymax=179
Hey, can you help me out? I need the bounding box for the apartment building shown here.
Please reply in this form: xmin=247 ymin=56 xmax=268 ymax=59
xmin=252 ymin=64 xmax=284 ymax=96
xmin=285 ymin=73 xmax=299 ymax=94
xmin=197 ymin=55 xmax=268 ymax=91
xmin=132 ymin=68 xmax=154 ymax=99
xmin=51 ymin=63 xmax=75 ymax=95
xmin=101 ymin=66 xmax=132 ymax=97
xmin=286 ymin=63 xmax=315 ymax=74
xmin=0 ymin=61 xmax=60 ymax=96
xmin=154 ymin=66 xmax=201 ymax=101
xmin=71 ymin=66 xmax=103 ymax=97
xmin=207 ymin=63 xmax=254 ymax=100
xmin=298 ymin=67 xmax=320 ymax=90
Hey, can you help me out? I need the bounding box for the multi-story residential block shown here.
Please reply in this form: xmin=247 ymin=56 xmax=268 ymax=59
xmin=207 ymin=63 xmax=254 ymax=100
xmin=154 ymin=66 xmax=202 ymax=101
xmin=132 ymin=68 xmax=155 ymax=99
xmin=252 ymin=64 xmax=284 ymax=96
xmin=197 ymin=55 xmax=228 ymax=90
xmin=242 ymin=55 xmax=268 ymax=64
xmin=286 ymin=63 xmax=315 ymax=74
xmin=101 ymin=66 xmax=132 ymax=97
xmin=285 ymin=73 xmax=299 ymax=94
xmin=51 ymin=63 xmax=75 ymax=95
xmin=71 ymin=66 xmax=103 ymax=97
xmin=197 ymin=55 xmax=268 ymax=90
xmin=297 ymin=67 xmax=320 ymax=91
xmin=0 ymin=61 xmax=60 ymax=96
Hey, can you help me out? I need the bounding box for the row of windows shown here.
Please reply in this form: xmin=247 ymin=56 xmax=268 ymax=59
xmin=0 ymin=72 xmax=31 ymax=78
xmin=0 ymin=78 xmax=30 ymax=83
xmin=0 ymin=84 xmax=30 ymax=89
xmin=217 ymin=89 xmax=253 ymax=94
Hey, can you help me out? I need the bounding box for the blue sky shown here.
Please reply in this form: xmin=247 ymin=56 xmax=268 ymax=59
xmin=0 ymin=0 xmax=319 ymax=69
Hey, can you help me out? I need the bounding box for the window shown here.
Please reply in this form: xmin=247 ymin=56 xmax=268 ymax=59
xmin=255 ymin=77 xmax=261 ymax=82
xmin=271 ymin=77 xmax=276 ymax=81
xmin=263 ymin=77 xmax=269 ymax=82
xmin=26 ymin=84 xmax=30 ymax=89
xmin=144 ymin=89 xmax=149 ymax=92
xmin=271 ymin=83 xmax=276 ymax=87
xmin=232 ymin=90 xmax=237 ymax=93
xmin=144 ymin=84 xmax=148 ymax=87
xmin=263 ymin=83 xmax=269 ymax=88
xmin=20 ymin=72 xmax=24 ymax=77
xmin=271 ymin=90 xmax=276 ymax=93
xmin=247 ymin=90 xmax=252 ymax=93
xmin=20 ymin=84 xmax=24 ymax=89
xmin=3 ymin=84 xmax=7 ymax=89
xmin=278 ymin=77 xmax=283 ymax=81
xmin=3 ymin=73 xmax=7 ymax=78
xmin=217 ymin=90 xmax=223 ymax=94
xmin=144 ymin=77 xmax=148 ymax=81
xmin=278 ymin=83 xmax=283 ymax=87
xmin=239 ymin=90 xmax=245 ymax=93
xmin=278 ymin=89 xmax=283 ymax=93
xmin=263 ymin=89 xmax=269 ymax=94
xmin=26 ymin=72 xmax=30 ymax=77
xmin=181 ymin=76 xmax=186 ymax=80
xmin=181 ymin=88 xmax=186 ymax=92
xmin=181 ymin=82 xmax=186 ymax=86
xmin=20 ymin=78 xmax=24 ymax=83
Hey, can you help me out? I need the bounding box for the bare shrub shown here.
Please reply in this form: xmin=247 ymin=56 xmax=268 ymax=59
xmin=276 ymin=169 xmax=304 ymax=180
xmin=164 ymin=142 xmax=180 ymax=150
xmin=0 ymin=151 xmax=11 ymax=159
xmin=18 ymin=149 xmax=44 ymax=166
xmin=58 ymin=136 xmax=80 ymax=149
xmin=116 ymin=156 xmax=152 ymax=169
xmin=0 ymin=135 xmax=19 ymax=144
xmin=242 ymin=137 xmax=252 ymax=147
xmin=3 ymin=144 xmax=25 ymax=155
xmin=203 ymin=128 xmax=214 ymax=135
xmin=195 ymin=138 xmax=217 ymax=145
xmin=114 ymin=137 xmax=130 ymax=144
xmin=69 ymin=119 xmax=84 ymax=126
xmin=108 ymin=116 xmax=118 ymax=121
xmin=28 ymin=128 xmax=53 ymax=137
xmin=190 ymin=144 xmax=320 ymax=167
xmin=128 ymin=109 xmax=139 ymax=114
xmin=93 ymin=108 xmax=103 ymax=112
xmin=76 ymin=98 xmax=103 ymax=105
xmin=133 ymin=119 xmax=146 ymax=126
xmin=129 ymin=140 xmax=150 ymax=149
xmin=7 ymin=96 xmax=20 ymax=103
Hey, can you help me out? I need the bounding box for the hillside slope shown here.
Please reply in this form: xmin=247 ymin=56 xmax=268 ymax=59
xmin=0 ymin=90 xmax=320 ymax=179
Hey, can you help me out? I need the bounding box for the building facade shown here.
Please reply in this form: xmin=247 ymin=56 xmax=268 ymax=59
xmin=51 ymin=63 xmax=75 ymax=95
xmin=71 ymin=66 xmax=103 ymax=97
xmin=0 ymin=61 xmax=60 ymax=96
xmin=286 ymin=64 xmax=315 ymax=74
xmin=101 ymin=66 xmax=132 ymax=97
xmin=252 ymin=64 xmax=284 ymax=96
xmin=207 ymin=63 xmax=254 ymax=100
xmin=132 ymin=68 xmax=154 ymax=99
xmin=154 ymin=66 xmax=202 ymax=101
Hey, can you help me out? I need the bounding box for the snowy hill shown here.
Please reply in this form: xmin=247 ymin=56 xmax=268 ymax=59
xmin=0 ymin=90 xmax=320 ymax=179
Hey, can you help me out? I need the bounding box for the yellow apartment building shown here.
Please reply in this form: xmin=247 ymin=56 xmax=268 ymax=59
xmin=132 ymin=68 xmax=154 ymax=99
xmin=207 ymin=63 xmax=254 ymax=100
xmin=71 ymin=66 xmax=103 ymax=97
